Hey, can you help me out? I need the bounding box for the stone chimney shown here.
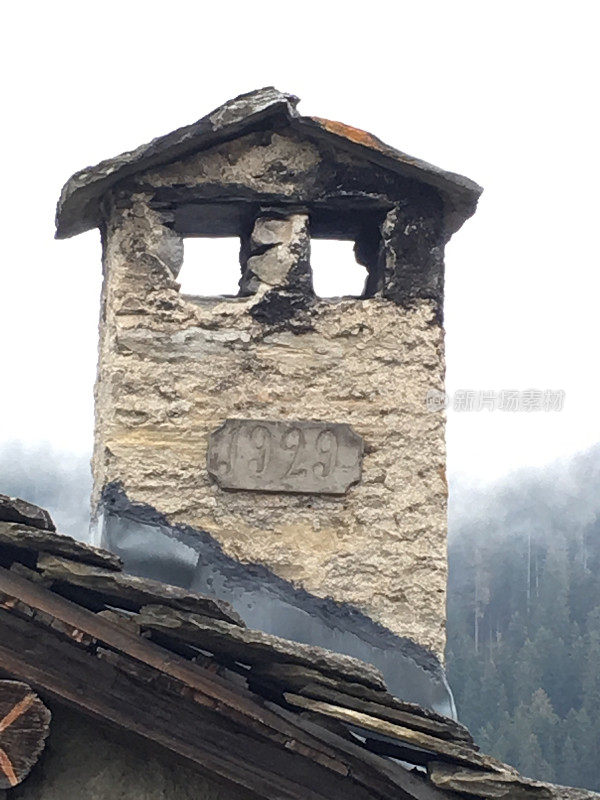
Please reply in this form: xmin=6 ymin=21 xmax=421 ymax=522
xmin=56 ymin=88 xmax=481 ymax=715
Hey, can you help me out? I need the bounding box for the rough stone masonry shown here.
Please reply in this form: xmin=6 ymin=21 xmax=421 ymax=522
xmin=56 ymin=88 xmax=482 ymax=715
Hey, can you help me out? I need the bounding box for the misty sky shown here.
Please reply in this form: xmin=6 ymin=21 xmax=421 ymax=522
xmin=1 ymin=1 xmax=598 ymax=485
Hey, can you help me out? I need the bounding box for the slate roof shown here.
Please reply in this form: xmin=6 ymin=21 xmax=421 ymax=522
xmin=55 ymin=87 xmax=483 ymax=240
xmin=0 ymin=496 xmax=596 ymax=800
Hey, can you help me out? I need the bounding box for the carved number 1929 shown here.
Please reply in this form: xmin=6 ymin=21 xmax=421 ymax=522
xmin=208 ymin=420 xmax=363 ymax=495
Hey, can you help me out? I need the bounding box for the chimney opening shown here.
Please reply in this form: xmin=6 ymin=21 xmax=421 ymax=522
xmin=310 ymin=239 xmax=368 ymax=298
xmin=178 ymin=237 xmax=242 ymax=297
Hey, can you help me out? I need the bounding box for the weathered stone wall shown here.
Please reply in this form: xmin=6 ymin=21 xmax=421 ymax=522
xmin=131 ymin=128 xmax=427 ymax=215
xmin=92 ymin=191 xmax=447 ymax=661
xmin=10 ymin=703 xmax=250 ymax=800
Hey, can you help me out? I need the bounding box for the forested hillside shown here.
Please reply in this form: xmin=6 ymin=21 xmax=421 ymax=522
xmin=447 ymin=445 xmax=600 ymax=790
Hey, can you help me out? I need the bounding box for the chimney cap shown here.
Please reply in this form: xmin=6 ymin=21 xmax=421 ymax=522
xmin=55 ymin=87 xmax=482 ymax=240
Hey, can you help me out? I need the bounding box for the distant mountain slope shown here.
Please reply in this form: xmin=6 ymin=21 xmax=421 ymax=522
xmin=0 ymin=442 xmax=91 ymax=539
xmin=447 ymin=445 xmax=600 ymax=790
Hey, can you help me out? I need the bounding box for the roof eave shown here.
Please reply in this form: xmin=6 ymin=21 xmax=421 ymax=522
xmin=293 ymin=116 xmax=483 ymax=237
xmin=55 ymin=87 xmax=299 ymax=239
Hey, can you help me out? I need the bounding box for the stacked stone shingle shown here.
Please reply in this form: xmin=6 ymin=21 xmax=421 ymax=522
xmin=0 ymin=496 xmax=596 ymax=800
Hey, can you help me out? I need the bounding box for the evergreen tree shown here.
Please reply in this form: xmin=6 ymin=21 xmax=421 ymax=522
xmin=581 ymin=606 xmax=600 ymax=718
xmin=446 ymin=449 xmax=600 ymax=791
xmin=565 ymin=709 xmax=598 ymax=791
xmin=558 ymin=736 xmax=579 ymax=789
xmin=511 ymin=638 xmax=541 ymax=708
xmin=518 ymin=733 xmax=554 ymax=783
xmin=524 ymin=689 xmax=560 ymax=769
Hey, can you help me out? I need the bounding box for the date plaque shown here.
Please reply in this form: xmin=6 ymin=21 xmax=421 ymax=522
xmin=207 ymin=419 xmax=363 ymax=494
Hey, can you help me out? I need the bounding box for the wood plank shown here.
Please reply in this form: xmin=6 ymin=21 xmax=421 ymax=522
xmin=248 ymin=662 xmax=471 ymax=741
xmin=1 ymin=592 xmax=94 ymax=648
xmin=96 ymin=609 xmax=141 ymax=637
xmin=136 ymin=604 xmax=386 ymax=691
xmin=0 ymin=680 xmax=51 ymax=789
xmin=37 ymin=554 xmax=243 ymax=626
xmin=273 ymin=681 xmax=473 ymax=745
xmin=0 ymin=522 xmax=121 ymax=571
xmin=283 ymin=694 xmax=506 ymax=773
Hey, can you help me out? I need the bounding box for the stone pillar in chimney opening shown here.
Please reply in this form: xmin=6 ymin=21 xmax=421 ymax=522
xmin=364 ymin=205 xmax=445 ymax=317
xmin=240 ymin=212 xmax=312 ymax=296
